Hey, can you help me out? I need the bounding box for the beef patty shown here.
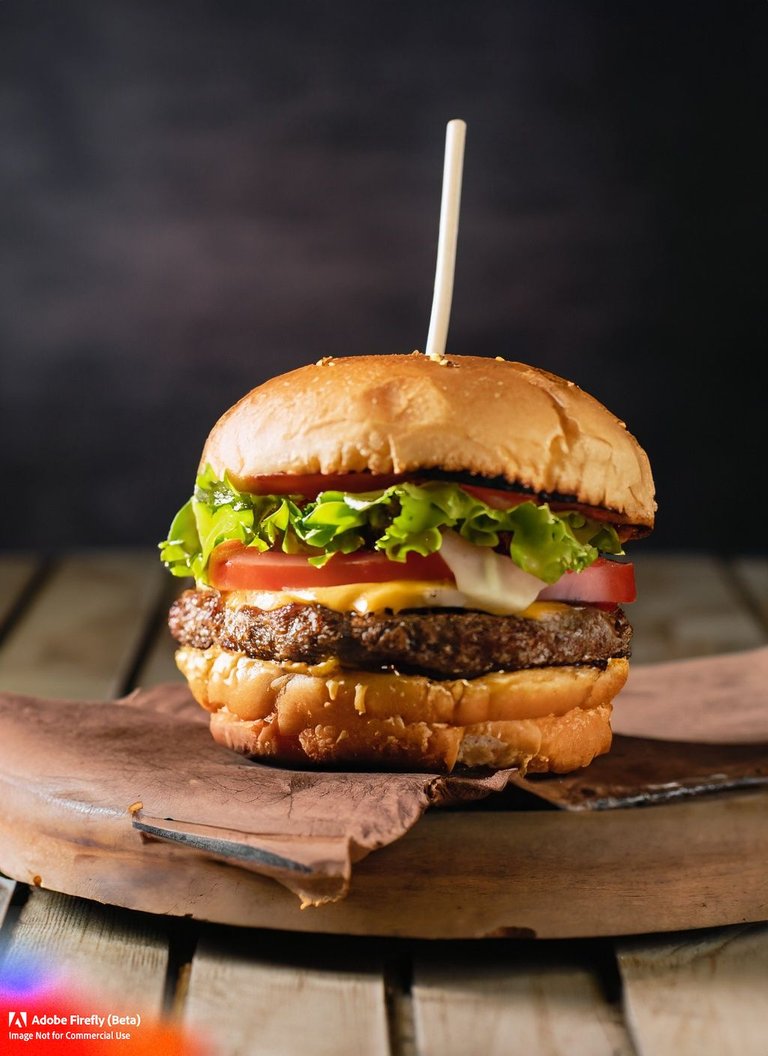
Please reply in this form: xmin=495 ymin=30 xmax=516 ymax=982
xmin=169 ymin=589 xmax=632 ymax=680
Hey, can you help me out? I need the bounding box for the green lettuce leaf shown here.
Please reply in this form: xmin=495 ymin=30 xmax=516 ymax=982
xmin=158 ymin=469 xmax=623 ymax=585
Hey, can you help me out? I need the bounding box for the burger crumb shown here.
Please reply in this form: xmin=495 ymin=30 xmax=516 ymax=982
xmin=423 ymin=349 xmax=453 ymax=366
xmin=315 ymin=356 xmax=334 ymax=367
xmin=32 ymin=875 xmax=42 ymax=887
xmin=127 ymin=801 xmax=143 ymax=815
xmin=353 ymin=684 xmax=367 ymax=714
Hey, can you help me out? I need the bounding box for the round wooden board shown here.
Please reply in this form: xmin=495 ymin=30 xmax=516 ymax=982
xmin=2 ymin=789 xmax=765 ymax=939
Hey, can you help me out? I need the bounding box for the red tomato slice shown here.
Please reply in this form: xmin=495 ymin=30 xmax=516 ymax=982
xmin=462 ymin=482 xmax=625 ymax=524
xmin=209 ymin=542 xmax=452 ymax=591
xmin=459 ymin=483 xmax=539 ymax=509
xmin=211 ymin=542 xmax=634 ymax=604
xmin=234 ymin=473 xmax=407 ymax=499
xmin=537 ymin=558 xmax=636 ymax=604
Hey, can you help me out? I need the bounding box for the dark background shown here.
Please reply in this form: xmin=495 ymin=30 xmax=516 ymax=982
xmin=1 ymin=1 xmax=766 ymax=551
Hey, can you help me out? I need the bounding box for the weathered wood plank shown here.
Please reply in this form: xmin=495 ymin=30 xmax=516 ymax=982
xmin=412 ymin=947 xmax=634 ymax=1056
xmin=183 ymin=934 xmax=390 ymax=1056
xmin=612 ymin=556 xmax=768 ymax=1054
xmin=0 ymin=552 xmax=166 ymax=699
xmin=729 ymin=556 xmax=768 ymax=630
xmin=132 ymin=579 xmax=185 ymax=689
xmin=0 ymin=888 xmax=169 ymax=1014
xmin=618 ymin=924 xmax=768 ymax=1056
xmin=386 ymin=974 xmax=418 ymax=1056
xmin=0 ymin=555 xmax=42 ymax=633
xmin=628 ymin=553 xmax=765 ymax=663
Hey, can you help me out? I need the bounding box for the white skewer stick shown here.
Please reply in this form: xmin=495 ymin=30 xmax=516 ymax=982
xmin=425 ymin=119 xmax=467 ymax=361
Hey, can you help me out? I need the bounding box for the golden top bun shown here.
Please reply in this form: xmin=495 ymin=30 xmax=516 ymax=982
xmin=201 ymin=353 xmax=655 ymax=527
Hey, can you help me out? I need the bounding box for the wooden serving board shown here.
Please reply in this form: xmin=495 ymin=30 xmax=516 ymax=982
xmin=1 ymin=771 xmax=765 ymax=938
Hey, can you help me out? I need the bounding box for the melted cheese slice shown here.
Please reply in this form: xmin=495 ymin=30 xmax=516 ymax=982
xmin=224 ymin=582 xmax=570 ymax=619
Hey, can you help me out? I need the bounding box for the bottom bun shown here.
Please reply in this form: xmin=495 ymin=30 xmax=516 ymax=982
xmin=176 ymin=646 xmax=627 ymax=773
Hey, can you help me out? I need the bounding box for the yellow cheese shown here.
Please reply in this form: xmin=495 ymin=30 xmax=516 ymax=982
xmin=519 ymin=600 xmax=571 ymax=618
xmin=223 ymin=582 xmax=570 ymax=618
xmin=225 ymin=581 xmax=457 ymax=614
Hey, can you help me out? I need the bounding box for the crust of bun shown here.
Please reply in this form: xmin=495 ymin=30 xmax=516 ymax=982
xmin=209 ymin=702 xmax=613 ymax=774
xmin=201 ymin=354 xmax=655 ymax=527
xmin=176 ymin=645 xmax=627 ymax=773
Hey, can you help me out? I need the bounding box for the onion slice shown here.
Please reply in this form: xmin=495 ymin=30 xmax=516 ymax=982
xmin=438 ymin=530 xmax=546 ymax=615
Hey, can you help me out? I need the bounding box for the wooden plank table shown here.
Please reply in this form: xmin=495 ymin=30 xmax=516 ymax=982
xmin=0 ymin=551 xmax=766 ymax=1056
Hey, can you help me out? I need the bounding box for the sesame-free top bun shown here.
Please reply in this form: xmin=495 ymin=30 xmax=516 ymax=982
xmin=201 ymin=354 xmax=655 ymax=527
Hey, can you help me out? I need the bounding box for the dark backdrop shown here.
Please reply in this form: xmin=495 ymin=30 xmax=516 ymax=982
xmin=1 ymin=1 xmax=766 ymax=551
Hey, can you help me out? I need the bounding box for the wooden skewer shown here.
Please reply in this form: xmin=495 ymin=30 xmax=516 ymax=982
xmin=425 ymin=119 xmax=467 ymax=361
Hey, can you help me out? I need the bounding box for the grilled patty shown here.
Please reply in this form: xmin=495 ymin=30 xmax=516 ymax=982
xmin=169 ymin=589 xmax=632 ymax=680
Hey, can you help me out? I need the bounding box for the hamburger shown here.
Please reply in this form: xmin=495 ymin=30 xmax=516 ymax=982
xmin=160 ymin=353 xmax=654 ymax=773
